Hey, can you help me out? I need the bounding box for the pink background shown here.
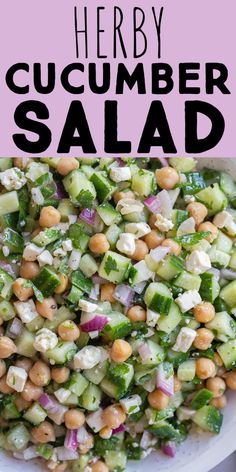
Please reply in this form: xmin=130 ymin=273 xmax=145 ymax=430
xmin=0 ymin=0 xmax=235 ymax=157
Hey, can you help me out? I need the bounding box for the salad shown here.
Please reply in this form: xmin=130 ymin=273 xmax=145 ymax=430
xmin=0 ymin=157 xmax=236 ymax=472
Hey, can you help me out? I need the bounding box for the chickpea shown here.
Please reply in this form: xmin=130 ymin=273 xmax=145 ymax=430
xmin=196 ymin=358 xmax=216 ymax=380
xmin=193 ymin=302 xmax=215 ymax=323
xmin=78 ymin=433 xmax=94 ymax=454
xmin=113 ymin=190 xmax=135 ymax=205
xmin=99 ymin=426 xmax=112 ymax=439
xmin=29 ymin=361 xmax=51 ymax=387
xmin=13 ymin=278 xmax=34 ymax=301
xmin=15 ymin=358 xmax=33 ymax=372
xmin=39 ymin=206 xmax=61 ymax=228
xmin=54 ymin=274 xmax=68 ymax=294
xmin=161 ymin=239 xmax=181 ymax=256
xmin=89 ymin=234 xmax=110 ymax=254
xmin=186 ymin=202 xmax=208 ymax=226
xmin=213 ymin=352 xmax=223 ymax=367
xmin=148 ymin=389 xmax=169 ymax=410
xmin=20 ymin=260 xmax=40 ymax=279
xmin=0 ymin=336 xmax=17 ymax=359
xmin=51 ymin=367 xmax=70 ymax=384
xmin=58 ymin=320 xmax=80 ymax=342
xmin=144 ymin=230 xmax=164 ymax=249
xmin=14 ymin=157 xmax=29 ymax=169
xmin=111 ymin=339 xmax=132 ymax=363
xmin=91 ymin=461 xmax=109 ymax=472
xmin=57 ymin=158 xmax=79 ymax=176
xmin=64 ymin=409 xmax=85 ymax=430
xmin=0 ymin=360 xmax=6 ymax=378
xmin=210 ymin=395 xmax=227 ymax=409
xmin=206 ymin=377 xmax=226 ymax=398
xmin=36 ymin=297 xmax=57 ymax=321
xmin=225 ymin=371 xmax=236 ymax=390
xmin=197 ymin=222 xmax=218 ymax=243
xmin=21 ymin=380 xmax=43 ymax=401
xmin=0 ymin=375 xmax=14 ymax=394
xmin=102 ymin=404 xmax=126 ymax=429
xmin=155 ymin=167 xmax=179 ymax=190
xmin=174 ymin=376 xmax=182 ymax=393
xmin=132 ymin=240 xmax=149 ymax=261
xmin=31 ymin=421 xmax=55 ymax=443
xmin=101 ymin=283 xmax=116 ymax=302
xmin=193 ymin=328 xmax=214 ymax=350
xmin=127 ymin=305 xmax=146 ymax=322
xmin=53 ymin=462 xmax=68 ymax=472
xmin=15 ymin=396 xmax=32 ymax=412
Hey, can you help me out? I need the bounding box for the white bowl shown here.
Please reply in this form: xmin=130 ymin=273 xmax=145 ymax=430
xmin=1 ymin=158 xmax=236 ymax=472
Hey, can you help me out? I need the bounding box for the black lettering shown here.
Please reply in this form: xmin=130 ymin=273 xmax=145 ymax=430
xmin=13 ymin=100 xmax=51 ymax=153
xmin=58 ymin=101 xmax=96 ymax=153
xmin=105 ymin=101 xmax=131 ymax=153
xmin=138 ymin=101 xmax=177 ymax=153
xmin=74 ymin=6 xmax=88 ymax=59
xmin=97 ymin=7 xmax=107 ymax=58
xmin=89 ymin=63 xmax=110 ymax=94
xmin=152 ymin=7 xmax=164 ymax=59
xmin=6 ymin=63 xmax=29 ymax=94
xmin=34 ymin=63 xmax=55 ymax=94
xmin=61 ymin=64 xmax=84 ymax=94
xmin=133 ymin=8 xmax=147 ymax=58
xmin=152 ymin=63 xmax=174 ymax=94
xmin=179 ymin=63 xmax=200 ymax=94
xmin=206 ymin=63 xmax=230 ymax=94
xmin=116 ymin=64 xmax=146 ymax=94
xmin=113 ymin=7 xmax=127 ymax=58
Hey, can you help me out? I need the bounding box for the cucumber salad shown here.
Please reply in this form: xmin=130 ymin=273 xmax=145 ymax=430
xmin=0 ymin=157 xmax=236 ymax=472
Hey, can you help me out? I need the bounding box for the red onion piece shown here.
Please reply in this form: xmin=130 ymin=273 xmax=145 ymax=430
xmin=39 ymin=393 xmax=59 ymax=413
xmin=48 ymin=406 xmax=68 ymax=426
xmin=144 ymin=195 xmax=161 ymax=214
xmin=0 ymin=261 xmax=18 ymax=278
xmin=55 ymin=181 xmax=68 ymax=199
xmin=138 ymin=342 xmax=152 ymax=361
xmin=80 ymin=313 xmax=109 ymax=333
xmin=80 ymin=208 xmax=97 ymax=226
xmin=64 ymin=429 xmax=78 ymax=451
xmin=112 ymin=424 xmax=126 ymax=435
xmin=133 ymin=281 xmax=147 ymax=294
xmin=8 ymin=317 xmax=23 ymax=338
xmin=90 ymin=284 xmax=100 ymax=300
xmin=158 ymin=190 xmax=173 ymax=219
xmin=116 ymin=158 xmax=125 ymax=167
xmin=156 ymin=364 xmax=174 ymax=397
xmin=77 ymin=426 xmax=90 ymax=444
xmin=161 ymin=441 xmax=176 ymax=458
xmin=158 ymin=157 xmax=169 ymax=167
xmin=92 ymin=274 xmax=108 ymax=285
xmin=23 ymin=446 xmax=39 ymax=460
xmin=113 ymin=284 xmax=135 ymax=306
xmin=150 ymin=246 xmax=170 ymax=263
xmin=221 ymin=268 xmax=236 ymax=280
xmin=56 ymin=447 xmax=79 ymax=461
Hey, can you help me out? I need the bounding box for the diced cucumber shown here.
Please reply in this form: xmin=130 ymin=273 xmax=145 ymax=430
xmin=2 ymin=395 xmax=20 ymax=420
xmin=156 ymin=255 xmax=184 ymax=281
xmin=44 ymin=306 xmax=76 ymax=330
xmin=217 ymin=339 xmax=236 ymax=368
xmin=206 ymin=311 xmax=236 ymax=341
xmin=208 ymin=247 xmax=230 ymax=268
xmin=220 ymin=172 xmax=236 ymax=197
xmin=80 ymin=383 xmax=102 ymax=411
xmin=36 ymin=444 xmax=54 ymax=460
xmin=90 ymin=172 xmax=116 ymax=202
xmin=102 ymin=311 xmax=131 ymax=340
xmin=15 ymin=329 xmax=36 ymax=357
xmin=6 ymin=424 xmax=30 ymax=450
xmin=80 ymin=157 xmax=99 ymax=166
xmin=191 ymin=389 xmax=214 ymax=409
xmin=41 ymin=157 xmax=60 ymax=168
xmin=157 ymin=302 xmax=182 ymax=334
xmin=104 ymin=451 xmax=127 ymax=471
xmin=172 ymin=209 xmax=189 ymax=231
xmin=196 ymin=183 xmax=227 ymax=216
xmin=67 ymin=285 xmax=83 ymax=305
xmin=71 ymin=270 xmax=92 ymax=295
xmin=174 ymin=271 xmax=201 ymax=291
xmin=220 ymin=280 xmax=236 ymax=307
xmin=46 ymin=341 xmax=77 ymax=364
xmin=144 ymin=282 xmax=173 ymax=314
xmin=80 ymin=165 xmax=96 ymax=179
xmin=0 ymin=212 xmax=18 ymax=231
xmin=214 ymin=231 xmax=233 ymax=254
xmin=3 ymin=228 xmax=24 ymax=254
xmin=68 ymin=223 xmax=90 ymax=252
xmin=0 ymin=300 xmax=15 ymax=321
xmin=181 ymin=172 xmax=206 ymax=196
xmin=0 ymin=191 xmax=19 ymax=215
xmin=84 ymin=361 xmax=108 ymax=385
xmin=229 ymin=249 xmax=236 ymax=270
xmin=63 ymin=170 xmax=96 ymax=207
xmin=104 ymin=224 xmax=122 ymax=249
xmin=97 ymin=202 xmax=122 ymax=226
xmin=148 ymin=420 xmax=181 ymax=440
xmin=0 ymin=268 xmax=14 ymax=300
xmin=79 ymin=253 xmax=98 ymax=277
xmin=67 ymin=372 xmax=89 ymax=396
xmin=99 ymin=251 xmax=131 ymax=284
xmin=101 ymin=362 xmax=134 ymax=400
xmin=26 ymin=315 xmax=44 ymax=332
xmin=57 ymin=199 xmax=77 ymax=222
xmin=23 ymin=402 xmax=47 ymax=425
xmin=138 ymin=340 xmax=165 ymax=366
xmin=131 ymin=169 xmax=155 ymax=197
xmin=26 ymin=162 xmax=50 ymax=183
xmin=177 ymin=360 xmax=196 ymax=381
xmin=169 ymin=157 xmax=196 ymax=172
xmin=32 ymin=228 xmax=62 ymax=247
xmin=34 ymin=267 xmax=61 ymax=297
xmin=200 ymin=272 xmax=220 ymax=303
xmin=193 ymin=405 xmax=223 ymax=433
xmin=0 ymin=158 xmax=13 ymax=171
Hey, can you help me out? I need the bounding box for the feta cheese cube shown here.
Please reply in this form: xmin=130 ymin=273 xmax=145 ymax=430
xmin=185 ymin=250 xmax=211 ymax=275
xmin=31 ymin=187 xmax=44 ymax=205
xmin=2 ymin=246 xmax=10 ymax=257
xmin=23 ymin=243 xmax=44 ymax=261
xmin=146 ymin=309 xmax=160 ymax=327
xmin=110 ymin=166 xmax=131 ymax=182
xmin=125 ymin=222 xmax=151 ymax=239
xmin=213 ymin=210 xmax=236 ymax=236
xmin=6 ymin=366 xmax=27 ymax=392
xmin=116 ymin=198 xmax=144 ymax=215
xmin=131 ymin=260 xmax=154 ymax=284
xmin=73 ymin=346 xmax=102 ymax=370
xmin=116 ymin=233 xmax=136 ymax=256
xmin=14 ymin=299 xmax=38 ymax=323
xmin=120 ymin=395 xmax=142 ymax=414
xmin=140 ymin=431 xmax=157 ymax=449
xmin=68 ymin=249 xmax=82 ymax=270
xmin=176 ymin=289 xmax=202 ymax=313
xmin=184 ymin=194 xmax=195 ymax=203
xmin=53 ymin=248 xmax=67 ymax=258
xmin=177 ymin=217 xmax=196 ymax=237
xmin=62 ymin=239 xmax=73 ymax=252
xmin=79 ymin=299 xmax=98 ymax=313
xmin=54 ymin=388 xmax=71 ymax=403
xmin=0 ymin=168 xmax=26 ymax=191
xmin=172 ymin=327 xmax=197 ymax=352
xmin=34 ymin=328 xmax=58 ymax=353
xmin=177 ymin=406 xmax=196 ymax=422
xmin=86 ymin=408 xmax=106 ymax=432
xmin=37 ymin=249 xmax=53 ymax=267
xmin=155 ymin=215 xmax=174 ymax=232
